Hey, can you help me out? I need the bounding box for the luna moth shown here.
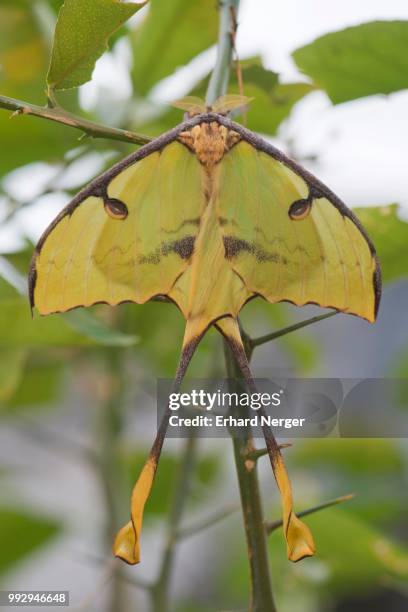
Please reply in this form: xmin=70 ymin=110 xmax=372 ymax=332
xmin=29 ymin=94 xmax=381 ymax=565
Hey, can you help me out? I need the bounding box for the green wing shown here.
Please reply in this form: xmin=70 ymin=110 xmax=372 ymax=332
xmin=216 ymin=140 xmax=380 ymax=322
xmin=30 ymin=142 xmax=204 ymax=314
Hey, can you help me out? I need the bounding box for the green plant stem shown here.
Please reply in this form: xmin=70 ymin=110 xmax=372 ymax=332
xmin=265 ymin=494 xmax=354 ymax=534
xmin=151 ymin=434 xmax=197 ymax=612
xmin=224 ymin=341 xmax=276 ymax=612
xmin=205 ymin=0 xmax=240 ymax=106
xmin=206 ymin=0 xmax=275 ymax=609
xmin=0 ymin=94 xmax=151 ymax=145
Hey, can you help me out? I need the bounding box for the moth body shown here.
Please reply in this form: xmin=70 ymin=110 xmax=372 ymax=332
xmin=178 ymin=121 xmax=240 ymax=167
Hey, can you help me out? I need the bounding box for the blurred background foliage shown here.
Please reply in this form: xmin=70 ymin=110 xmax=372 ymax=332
xmin=0 ymin=1 xmax=407 ymax=611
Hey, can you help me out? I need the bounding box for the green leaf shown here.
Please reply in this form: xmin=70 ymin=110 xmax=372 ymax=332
xmin=0 ymin=270 xmax=138 ymax=347
xmin=0 ymin=298 xmax=93 ymax=347
xmin=229 ymin=59 xmax=314 ymax=135
xmin=0 ymin=1 xmax=49 ymax=103
xmin=354 ymin=205 xmax=408 ymax=282
xmin=131 ymin=0 xmax=218 ymax=95
xmin=64 ymin=309 xmax=138 ymax=347
xmin=232 ymin=82 xmax=315 ymax=135
xmin=0 ymin=1 xmax=78 ymax=175
xmin=293 ymin=21 xmax=408 ymax=104
xmin=238 ymin=61 xmax=279 ymax=92
xmin=0 ymin=508 xmax=60 ymax=576
xmin=47 ymin=0 xmax=147 ymax=91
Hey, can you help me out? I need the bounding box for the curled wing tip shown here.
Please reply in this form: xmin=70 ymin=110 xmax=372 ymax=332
xmin=289 ymin=549 xmax=316 ymax=563
xmin=286 ymin=515 xmax=316 ymax=563
xmin=113 ymin=521 xmax=140 ymax=565
xmin=113 ymin=554 xmax=139 ymax=566
xmin=114 ymin=332 xmax=200 ymax=567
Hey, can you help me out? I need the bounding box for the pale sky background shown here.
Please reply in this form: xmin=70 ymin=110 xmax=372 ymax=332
xmin=1 ymin=0 xmax=408 ymax=253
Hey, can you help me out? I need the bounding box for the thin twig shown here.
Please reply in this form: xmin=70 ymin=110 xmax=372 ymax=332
xmin=265 ymin=494 xmax=355 ymax=534
xmin=177 ymin=503 xmax=239 ymax=540
xmin=0 ymin=94 xmax=151 ymax=146
xmin=246 ymin=444 xmax=292 ymax=462
xmin=251 ymin=311 xmax=338 ymax=349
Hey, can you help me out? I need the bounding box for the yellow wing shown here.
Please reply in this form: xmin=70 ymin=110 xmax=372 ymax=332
xmin=216 ymin=140 xmax=380 ymax=322
xmin=30 ymin=142 xmax=205 ymax=314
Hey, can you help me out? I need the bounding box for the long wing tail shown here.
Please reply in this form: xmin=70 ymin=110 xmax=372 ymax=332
xmin=216 ymin=316 xmax=316 ymax=562
xmin=114 ymin=325 xmax=203 ymax=564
